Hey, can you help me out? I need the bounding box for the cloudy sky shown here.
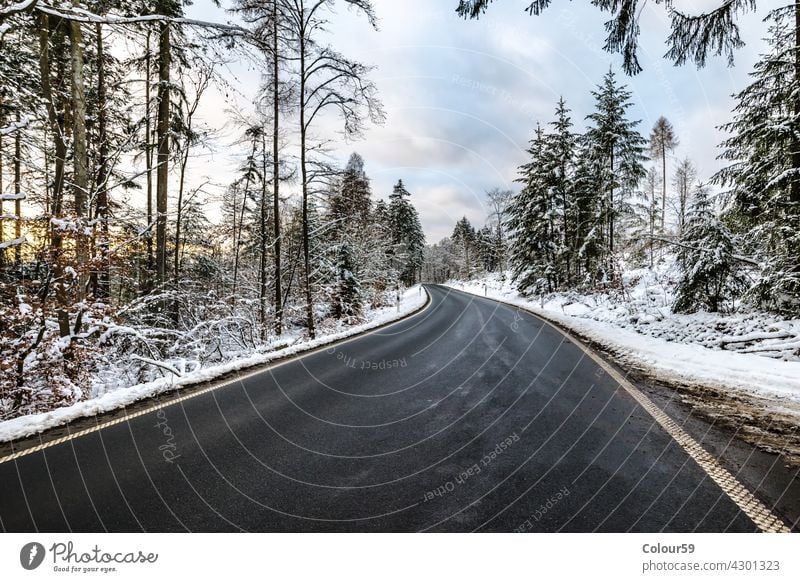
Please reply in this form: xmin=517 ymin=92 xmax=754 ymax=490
xmin=188 ymin=0 xmax=772 ymax=242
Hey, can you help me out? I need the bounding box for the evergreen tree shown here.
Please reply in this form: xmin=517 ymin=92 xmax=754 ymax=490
xmin=544 ymin=97 xmax=578 ymax=285
xmin=572 ymin=137 xmax=605 ymax=284
xmin=714 ymin=6 xmax=800 ymax=314
xmin=674 ymin=184 xmax=747 ymax=313
xmin=330 ymin=152 xmax=372 ymax=228
xmin=507 ymin=124 xmax=557 ymax=294
xmin=584 ymin=69 xmax=648 ymax=279
xmin=333 ymin=242 xmax=361 ymax=321
xmin=452 ymin=216 xmax=477 ymax=278
xmin=388 ymin=180 xmax=425 ymax=285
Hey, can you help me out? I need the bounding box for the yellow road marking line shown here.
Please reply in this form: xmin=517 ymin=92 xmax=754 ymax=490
xmin=451 ymin=286 xmax=791 ymax=533
xmin=0 ymin=288 xmax=432 ymax=466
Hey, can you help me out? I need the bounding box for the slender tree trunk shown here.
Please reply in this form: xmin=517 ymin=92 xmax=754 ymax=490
xmin=156 ymin=22 xmax=170 ymax=285
xmin=69 ymin=14 xmax=88 ymax=298
xmin=145 ymin=31 xmax=154 ymax=283
xmin=232 ymin=138 xmax=257 ymax=297
xmin=793 ymin=2 xmax=800 ymax=209
xmin=96 ymin=22 xmax=110 ymax=300
xmin=173 ymin=109 xmax=193 ymax=282
xmin=272 ymin=0 xmax=283 ymax=336
xmin=40 ymin=14 xmax=70 ymax=337
xmin=649 ymin=181 xmax=655 ymax=269
xmin=299 ymin=14 xmax=315 ymax=339
xmin=0 ymin=104 xmax=4 ymax=260
xmin=14 ymin=109 xmax=22 ymax=267
xmin=259 ymin=132 xmax=268 ymax=337
xmin=661 ymin=148 xmax=667 ymax=230
xmin=608 ymin=149 xmax=615 ymax=278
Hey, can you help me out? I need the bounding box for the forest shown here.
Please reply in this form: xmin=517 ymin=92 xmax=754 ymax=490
xmin=2 ymin=0 xmax=800 ymax=424
xmin=432 ymin=3 xmax=800 ymax=322
xmin=0 ymin=0 xmax=425 ymax=420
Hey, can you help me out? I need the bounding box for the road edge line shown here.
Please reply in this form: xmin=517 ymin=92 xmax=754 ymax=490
xmin=445 ymin=285 xmax=791 ymax=533
xmin=0 ymin=287 xmax=433 ymax=465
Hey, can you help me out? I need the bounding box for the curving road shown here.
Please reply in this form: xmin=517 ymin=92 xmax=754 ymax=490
xmin=0 ymin=285 xmax=793 ymax=532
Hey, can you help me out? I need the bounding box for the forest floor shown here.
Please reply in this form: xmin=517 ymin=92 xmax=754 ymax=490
xmin=444 ymin=267 xmax=800 ymax=464
xmin=0 ymin=285 xmax=428 ymax=443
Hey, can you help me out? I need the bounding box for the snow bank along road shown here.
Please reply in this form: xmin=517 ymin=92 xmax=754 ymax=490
xmin=0 ymin=286 xmax=796 ymax=532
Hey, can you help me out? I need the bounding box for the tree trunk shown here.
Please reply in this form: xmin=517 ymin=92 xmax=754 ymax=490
xmin=260 ymin=132 xmax=268 ymax=338
xmin=649 ymin=181 xmax=655 ymax=269
xmin=232 ymin=138 xmax=257 ymax=297
xmin=156 ymin=22 xmax=170 ymax=285
xmin=661 ymin=148 xmax=667 ymax=231
xmin=0 ymin=109 xmax=4 ymax=266
xmin=40 ymin=14 xmax=70 ymax=337
xmin=14 ymin=108 xmax=21 ymax=267
xmin=69 ymin=14 xmax=88 ymax=298
xmin=145 ymin=31 xmax=154 ymax=285
xmin=173 ymin=106 xmax=193 ymax=282
xmin=793 ymin=2 xmax=800 ymax=209
xmin=790 ymin=1 xmax=800 ymax=293
xmin=273 ymin=0 xmax=283 ymax=336
xmin=608 ymin=149 xmax=615 ymax=278
xmin=300 ymin=13 xmax=315 ymax=339
xmin=95 ymin=22 xmax=110 ymax=300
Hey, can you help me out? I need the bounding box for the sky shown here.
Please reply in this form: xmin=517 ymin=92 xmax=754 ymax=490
xmin=186 ymin=0 xmax=773 ymax=243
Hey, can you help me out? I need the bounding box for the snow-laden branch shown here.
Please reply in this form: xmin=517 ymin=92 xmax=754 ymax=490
xmin=35 ymin=5 xmax=248 ymax=34
xmin=0 ymin=117 xmax=31 ymax=137
xmin=0 ymin=0 xmax=37 ymax=18
xmin=0 ymin=236 xmax=25 ymax=250
xmin=651 ymin=236 xmax=759 ymax=266
xmin=130 ymin=355 xmax=183 ymax=377
xmin=0 ymin=193 xmax=26 ymax=201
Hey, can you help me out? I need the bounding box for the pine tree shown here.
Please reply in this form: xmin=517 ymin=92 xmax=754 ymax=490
xmin=714 ymin=6 xmax=800 ymax=314
xmin=545 ymin=97 xmax=578 ymax=285
xmin=584 ymin=69 xmax=648 ymax=280
xmin=388 ymin=180 xmax=425 ymax=285
xmin=507 ymin=124 xmax=557 ymax=294
xmin=674 ymin=184 xmax=747 ymax=314
xmin=333 ymin=242 xmax=361 ymax=321
xmin=330 ymin=152 xmax=372 ymax=229
xmin=572 ymin=137 xmax=605 ymax=284
xmin=452 ymin=216 xmax=477 ymax=278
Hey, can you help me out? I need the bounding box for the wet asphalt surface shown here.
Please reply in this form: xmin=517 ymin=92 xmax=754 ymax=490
xmin=0 ymin=285 xmax=789 ymax=532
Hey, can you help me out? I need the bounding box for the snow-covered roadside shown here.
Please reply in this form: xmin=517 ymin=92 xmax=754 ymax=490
xmin=443 ymin=278 xmax=800 ymax=411
xmin=0 ymin=286 xmax=428 ymax=443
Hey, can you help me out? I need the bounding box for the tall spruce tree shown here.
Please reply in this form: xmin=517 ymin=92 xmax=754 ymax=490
xmin=452 ymin=216 xmax=477 ymax=279
xmin=388 ymin=180 xmax=425 ymax=286
xmin=584 ymin=69 xmax=648 ymax=280
xmin=507 ymin=124 xmax=558 ymax=294
xmin=545 ymin=97 xmax=578 ymax=285
xmin=330 ymin=152 xmax=372 ymax=229
xmin=714 ymin=5 xmax=800 ymax=314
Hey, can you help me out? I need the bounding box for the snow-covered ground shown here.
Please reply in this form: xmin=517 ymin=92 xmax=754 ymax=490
xmin=0 ymin=286 xmax=428 ymax=443
xmin=444 ymin=273 xmax=800 ymax=415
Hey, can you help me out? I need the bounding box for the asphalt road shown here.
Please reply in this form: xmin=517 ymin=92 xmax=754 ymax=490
xmin=0 ymin=285 xmax=791 ymax=532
